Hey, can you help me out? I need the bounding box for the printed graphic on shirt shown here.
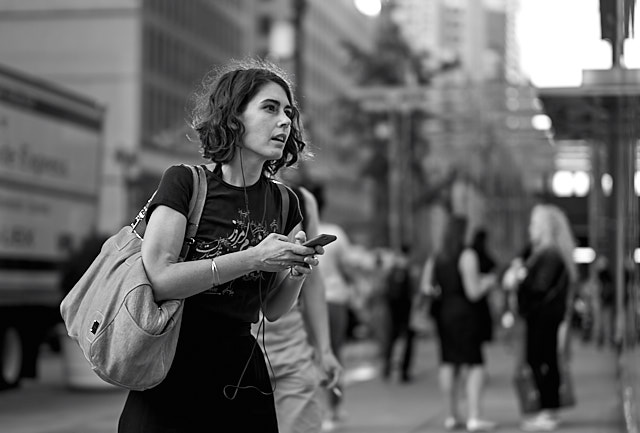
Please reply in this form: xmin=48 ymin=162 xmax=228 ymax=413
xmin=192 ymin=208 xmax=279 ymax=296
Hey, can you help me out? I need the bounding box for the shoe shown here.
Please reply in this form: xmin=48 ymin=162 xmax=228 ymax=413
xmin=444 ymin=416 xmax=465 ymax=430
xmin=520 ymin=416 xmax=558 ymax=431
xmin=400 ymin=373 xmax=412 ymax=383
xmin=332 ymin=406 xmax=349 ymax=422
xmin=466 ymin=418 xmax=497 ymax=431
xmin=321 ymin=419 xmax=337 ymax=432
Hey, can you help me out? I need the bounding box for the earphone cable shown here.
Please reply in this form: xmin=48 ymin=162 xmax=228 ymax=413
xmin=223 ymin=149 xmax=276 ymax=400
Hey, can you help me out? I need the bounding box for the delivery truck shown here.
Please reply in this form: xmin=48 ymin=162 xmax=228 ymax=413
xmin=0 ymin=64 xmax=104 ymax=389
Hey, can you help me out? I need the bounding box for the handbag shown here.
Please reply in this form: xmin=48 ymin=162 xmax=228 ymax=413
xmin=513 ymin=357 xmax=575 ymax=414
xmin=513 ymin=364 xmax=540 ymax=414
xmin=60 ymin=164 xmax=207 ymax=391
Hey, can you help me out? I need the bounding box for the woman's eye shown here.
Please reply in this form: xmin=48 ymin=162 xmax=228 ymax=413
xmin=265 ymin=105 xmax=277 ymax=112
xmin=285 ymin=109 xmax=293 ymax=118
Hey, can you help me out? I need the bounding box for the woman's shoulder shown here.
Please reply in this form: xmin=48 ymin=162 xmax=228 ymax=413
xmin=146 ymin=165 xmax=197 ymax=221
xmin=268 ymin=180 xmax=300 ymax=210
xmin=529 ymin=247 xmax=564 ymax=269
xmin=459 ymin=247 xmax=479 ymax=265
xmin=161 ymin=164 xmax=195 ymax=182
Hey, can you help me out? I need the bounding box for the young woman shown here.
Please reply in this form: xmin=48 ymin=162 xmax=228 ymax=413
xmin=118 ymin=60 xmax=324 ymax=433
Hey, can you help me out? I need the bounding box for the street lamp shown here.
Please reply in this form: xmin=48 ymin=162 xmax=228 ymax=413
xmin=290 ymin=0 xmax=382 ymax=106
xmin=354 ymin=0 xmax=382 ymax=17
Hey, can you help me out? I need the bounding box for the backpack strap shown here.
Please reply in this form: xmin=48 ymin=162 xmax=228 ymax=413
xmin=274 ymin=181 xmax=289 ymax=234
xmin=179 ymin=164 xmax=207 ymax=261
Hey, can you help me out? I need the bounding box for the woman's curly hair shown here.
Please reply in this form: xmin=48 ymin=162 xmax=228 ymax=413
xmin=188 ymin=58 xmax=307 ymax=176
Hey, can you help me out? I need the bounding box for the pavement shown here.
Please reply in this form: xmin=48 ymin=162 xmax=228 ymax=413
xmin=336 ymin=335 xmax=624 ymax=433
xmin=0 ymin=331 xmax=625 ymax=433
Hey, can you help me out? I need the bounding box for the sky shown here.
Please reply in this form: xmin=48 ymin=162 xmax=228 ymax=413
xmin=517 ymin=0 xmax=640 ymax=87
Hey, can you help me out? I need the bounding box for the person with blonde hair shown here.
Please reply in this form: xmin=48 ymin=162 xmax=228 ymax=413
xmin=504 ymin=204 xmax=577 ymax=431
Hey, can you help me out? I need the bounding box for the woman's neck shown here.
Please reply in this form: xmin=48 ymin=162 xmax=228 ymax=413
xmin=220 ymin=156 xmax=263 ymax=187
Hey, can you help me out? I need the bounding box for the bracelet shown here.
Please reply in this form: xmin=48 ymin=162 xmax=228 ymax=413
xmin=211 ymin=258 xmax=221 ymax=286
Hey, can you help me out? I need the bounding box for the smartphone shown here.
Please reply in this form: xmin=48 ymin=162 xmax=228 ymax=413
xmin=302 ymin=233 xmax=337 ymax=248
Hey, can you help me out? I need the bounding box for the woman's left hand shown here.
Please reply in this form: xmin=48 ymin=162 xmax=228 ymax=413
xmin=319 ymin=350 xmax=342 ymax=390
xmin=252 ymin=232 xmax=321 ymax=273
xmin=289 ymin=231 xmax=323 ymax=277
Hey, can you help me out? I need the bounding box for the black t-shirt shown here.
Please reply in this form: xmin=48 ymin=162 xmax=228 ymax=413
xmin=147 ymin=164 xmax=302 ymax=323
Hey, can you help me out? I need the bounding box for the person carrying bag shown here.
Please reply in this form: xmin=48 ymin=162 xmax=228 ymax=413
xmin=504 ymin=204 xmax=578 ymax=432
xmin=60 ymin=164 xmax=207 ymax=390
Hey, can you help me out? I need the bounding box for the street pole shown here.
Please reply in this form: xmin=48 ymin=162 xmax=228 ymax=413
xmin=388 ymin=109 xmax=402 ymax=250
xmin=293 ymin=0 xmax=307 ymax=111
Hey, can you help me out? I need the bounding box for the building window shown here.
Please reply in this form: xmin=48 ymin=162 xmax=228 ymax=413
xmin=258 ymin=15 xmax=271 ymax=36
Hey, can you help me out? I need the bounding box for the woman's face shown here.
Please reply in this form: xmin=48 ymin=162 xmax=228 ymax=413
xmin=238 ymin=81 xmax=292 ymax=163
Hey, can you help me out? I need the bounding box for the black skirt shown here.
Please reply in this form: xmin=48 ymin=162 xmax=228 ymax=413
xmin=118 ymin=320 xmax=278 ymax=433
xmin=435 ymin=299 xmax=484 ymax=366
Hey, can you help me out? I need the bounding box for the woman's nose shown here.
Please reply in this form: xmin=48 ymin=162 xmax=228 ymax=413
xmin=278 ymin=111 xmax=291 ymax=127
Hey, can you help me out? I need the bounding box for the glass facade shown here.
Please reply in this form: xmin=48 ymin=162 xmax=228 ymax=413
xmin=140 ymin=0 xmax=246 ymax=151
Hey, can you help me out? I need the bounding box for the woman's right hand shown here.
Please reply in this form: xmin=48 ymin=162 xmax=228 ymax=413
xmin=252 ymin=232 xmax=317 ymax=273
xmin=503 ymin=259 xmax=527 ymax=291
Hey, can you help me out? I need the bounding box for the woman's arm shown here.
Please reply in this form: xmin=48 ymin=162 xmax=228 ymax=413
xmin=142 ymin=205 xmax=317 ymax=301
xmin=459 ymin=248 xmax=495 ymax=301
xmin=419 ymin=256 xmax=437 ymax=296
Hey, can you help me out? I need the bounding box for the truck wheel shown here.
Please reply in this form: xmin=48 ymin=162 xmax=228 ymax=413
xmin=0 ymin=326 xmax=23 ymax=389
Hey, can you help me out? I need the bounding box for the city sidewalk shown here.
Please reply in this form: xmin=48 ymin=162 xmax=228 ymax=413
xmin=0 ymin=332 xmax=625 ymax=433
xmin=335 ymin=334 xmax=625 ymax=433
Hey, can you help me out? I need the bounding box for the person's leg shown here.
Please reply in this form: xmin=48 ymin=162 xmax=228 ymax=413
xmin=465 ymin=364 xmax=496 ymax=431
xmin=273 ymin=365 xmax=323 ymax=433
xmin=522 ymin=316 xmax=560 ymax=431
xmin=466 ymin=365 xmax=484 ymax=420
xmin=326 ymin=302 xmax=349 ymax=422
xmin=439 ymin=364 xmax=461 ymax=423
xmin=400 ymin=328 xmax=415 ymax=382
xmin=602 ymin=306 xmax=613 ymax=348
xmin=592 ymin=299 xmax=603 ymax=348
xmin=536 ymin=319 xmax=561 ymax=411
xmin=382 ymin=304 xmax=401 ymax=380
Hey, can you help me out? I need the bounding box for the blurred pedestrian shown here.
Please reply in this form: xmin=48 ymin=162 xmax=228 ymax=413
xmin=311 ymin=185 xmax=356 ymax=431
xmin=422 ymin=216 xmax=497 ymax=432
xmin=591 ymin=256 xmax=614 ymax=349
xmin=254 ymin=182 xmax=342 ymax=433
xmin=503 ymin=204 xmax=577 ymax=431
xmin=470 ymin=228 xmax=498 ymax=344
xmin=118 ymin=59 xmax=324 ymax=433
xmin=381 ymin=244 xmax=416 ymax=383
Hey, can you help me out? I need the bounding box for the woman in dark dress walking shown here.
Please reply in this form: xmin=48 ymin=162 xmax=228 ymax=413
xmin=421 ymin=216 xmax=496 ymax=431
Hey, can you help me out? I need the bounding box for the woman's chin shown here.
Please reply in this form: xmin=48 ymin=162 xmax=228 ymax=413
xmin=266 ymin=149 xmax=284 ymax=161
